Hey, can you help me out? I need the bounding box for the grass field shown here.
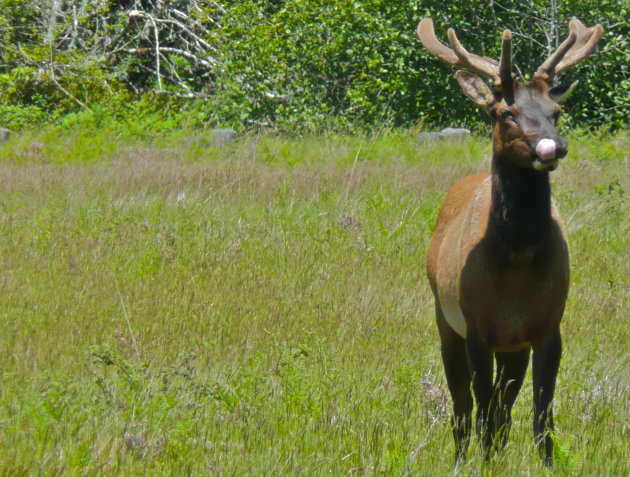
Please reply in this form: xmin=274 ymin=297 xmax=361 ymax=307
xmin=0 ymin=128 xmax=628 ymax=475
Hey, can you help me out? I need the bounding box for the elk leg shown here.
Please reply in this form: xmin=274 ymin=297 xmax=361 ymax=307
xmin=491 ymin=348 xmax=531 ymax=449
xmin=436 ymin=305 xmax=473 ymax=461
xmin=465 ymin=329 xmax=494 ymax=458
xmin=532 ymin=328 xmax=562 ymax=466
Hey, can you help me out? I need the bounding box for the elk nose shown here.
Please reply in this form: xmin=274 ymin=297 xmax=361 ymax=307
xmin=535 ymin=138 xmax=557 ymax=160
xmin=555 ymin=139 xmax=568 ymax=159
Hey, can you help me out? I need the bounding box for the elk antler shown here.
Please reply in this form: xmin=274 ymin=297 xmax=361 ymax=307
xmin=535 ymin=19 xmax=603 ymax=82
xmin=418 ymin=18 xmax=514 ymax=102
xmin=499 ymin=30 xmax=514 ymax=104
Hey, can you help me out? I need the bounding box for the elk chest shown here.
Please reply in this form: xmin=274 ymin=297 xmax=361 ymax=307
xmin=433 ymin=175 xmax=570 ymax=349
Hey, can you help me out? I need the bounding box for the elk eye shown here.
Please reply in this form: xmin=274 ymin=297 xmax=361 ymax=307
xmin=500 ymin=109 xmax=514 ymax=121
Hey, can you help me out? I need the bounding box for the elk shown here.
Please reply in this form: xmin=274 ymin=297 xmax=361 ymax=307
xmin=418 ymin=18 xmax=602 ymax=464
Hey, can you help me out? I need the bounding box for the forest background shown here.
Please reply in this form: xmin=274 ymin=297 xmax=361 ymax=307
xmin=0 ymin=0 xmax=627 ymax=134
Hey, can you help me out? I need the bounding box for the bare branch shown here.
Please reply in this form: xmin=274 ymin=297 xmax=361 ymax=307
xmin=126 ymin=47 xmax=216 ymax=68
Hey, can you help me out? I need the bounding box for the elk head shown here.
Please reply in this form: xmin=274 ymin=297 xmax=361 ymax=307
xmin=418 ymin=18 xmax=603 ymax=171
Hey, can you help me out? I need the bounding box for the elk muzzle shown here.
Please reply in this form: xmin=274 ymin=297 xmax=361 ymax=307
xmin=533 ymin=138 xmax=567 ymax=171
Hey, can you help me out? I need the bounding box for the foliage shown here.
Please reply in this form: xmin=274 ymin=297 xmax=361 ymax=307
xmin=0 ymin=0 xmax=627 ymax=131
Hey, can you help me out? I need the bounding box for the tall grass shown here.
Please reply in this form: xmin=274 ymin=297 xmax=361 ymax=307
xmin=0 ymin=129 xmax=628 ymax=475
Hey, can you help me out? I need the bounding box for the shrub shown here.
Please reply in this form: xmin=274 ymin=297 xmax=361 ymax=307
xmin=0 ymin=0 xmax=627 ymax=132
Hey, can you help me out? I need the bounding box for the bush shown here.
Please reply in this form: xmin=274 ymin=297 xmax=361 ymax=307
xmin=0 ymin=0 xmax=627 ymax=132
xmin=206 ymin=0 xmax=628 ymax=131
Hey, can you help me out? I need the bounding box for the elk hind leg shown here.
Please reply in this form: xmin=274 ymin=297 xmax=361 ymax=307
xmin=436 ymin=305 xmax=472 ymax=461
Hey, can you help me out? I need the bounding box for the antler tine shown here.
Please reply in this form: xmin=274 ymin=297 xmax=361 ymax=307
xmin=417 ymin=18 xmax=459 ymax=66
xmin=535 ymin=32 xmax=577 ymax=81
xmin=447 ymin=29 xmax=500 ymax=84
xmin=555 ymin=20 xmax=604 ymax=74
xmin=499 ymin=29 xmax=514 ymax=103
xmin=535 ymin=19 xmax=603 ymax=82
xmin=418 ymin=18 xmax=500 ymax=84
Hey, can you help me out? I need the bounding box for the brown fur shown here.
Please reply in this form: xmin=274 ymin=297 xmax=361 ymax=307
xmin=418 ymin=17 xmax=602 ymax=464
xmin=427 ymin=172 xmax=570 ymax=351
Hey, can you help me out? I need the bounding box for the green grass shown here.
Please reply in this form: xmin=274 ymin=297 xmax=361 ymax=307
xmin=0 ymin=129 xmax=628 ymax=475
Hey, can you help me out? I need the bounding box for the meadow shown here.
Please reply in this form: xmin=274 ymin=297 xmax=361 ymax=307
xmin=0 ymin=128 xmax=628 ymax=475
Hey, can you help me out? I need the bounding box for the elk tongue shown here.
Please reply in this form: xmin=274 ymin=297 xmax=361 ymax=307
xmin=536 ymin=139 xmax=557 ymax=160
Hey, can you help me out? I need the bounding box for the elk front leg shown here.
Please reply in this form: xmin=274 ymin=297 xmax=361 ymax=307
xmin=465 ymin=329 xmax=494 ymax=459
xmin=532 ymin=328 xmax=562 ymax=466
xmin=491 ymin=349 xmax=531 ymax=449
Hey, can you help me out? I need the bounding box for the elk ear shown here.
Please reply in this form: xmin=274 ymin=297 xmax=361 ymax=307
xmin=549 ymin=80 xmax=579 ymax=104
xmin=455 ymin=71 xmax=496 ymax=111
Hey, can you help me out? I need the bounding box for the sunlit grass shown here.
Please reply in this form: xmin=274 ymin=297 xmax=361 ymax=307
xmin=0 ymin=129 xmax=628 ymax=475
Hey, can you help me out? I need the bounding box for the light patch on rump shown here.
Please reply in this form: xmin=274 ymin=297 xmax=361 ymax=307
xmin=436 ymin=223 xmax=468 ymax=338
xmin=440 ymin=296 xmax=467 ymax=337
xmin=436 ymin=176 xmax=490 ymax=339
xmin=435 ymin=205 xmax=468 ymax=338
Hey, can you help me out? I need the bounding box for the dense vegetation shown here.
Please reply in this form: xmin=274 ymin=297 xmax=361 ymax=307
xmin=0 ymin=130 xmax=628 ymax=474
xmin=0 ymin=0 xmax=627 ymax=132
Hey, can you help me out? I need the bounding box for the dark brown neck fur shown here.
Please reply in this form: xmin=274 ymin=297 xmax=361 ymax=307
xmin=489 ymin=155 xmax=552 ymax=254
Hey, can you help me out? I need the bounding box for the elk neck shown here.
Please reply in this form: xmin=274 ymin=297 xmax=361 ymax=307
xmin=489 ymin=152 xmax=552 ymax=257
